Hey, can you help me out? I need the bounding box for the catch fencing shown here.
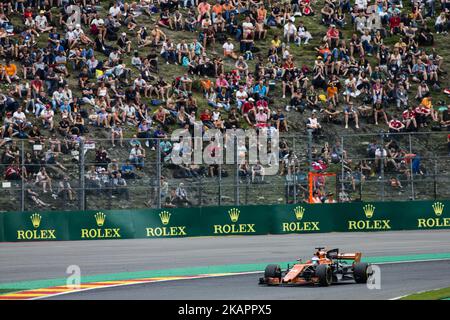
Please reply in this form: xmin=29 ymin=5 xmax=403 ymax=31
xmin=0 ymin=131 xmax=448 ymax=212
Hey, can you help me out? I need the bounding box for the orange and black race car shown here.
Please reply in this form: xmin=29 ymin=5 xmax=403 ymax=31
xmin=259 ymin=247 xmax=372 ymax=286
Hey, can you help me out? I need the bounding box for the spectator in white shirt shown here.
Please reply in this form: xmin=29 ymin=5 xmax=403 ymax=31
xmin=284 ymin=18 xmax=297 ymax=43
xmin=223 ymin=38 xmax=238 ymax=59
xmin=295 ymin=23 xmax=312 ymax=45
xmin=35 ymin=10 xmax=52 ymax=33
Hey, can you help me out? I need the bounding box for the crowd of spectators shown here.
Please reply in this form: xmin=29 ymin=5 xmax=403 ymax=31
xmin=0 ymin=0 xmax=449 ymax=208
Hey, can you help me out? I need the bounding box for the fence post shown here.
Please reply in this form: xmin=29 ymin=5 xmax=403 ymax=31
xmin=408 ymin=133 xmax=415 ymax=200
xmin=156 ymin=139 xmax=161 ymax=209
xmin=433 ymin=157 xmax=437 ymax=200
xmin=218 ymin=163 xmax=222 ymax=206
xmin=198 ymin=174 xmax=202 ymax=207
xmin=293 ymin=161 xmax=297 ymax=204
xmin=380 ymin=133 xmax=385 ymax=201
xmin=79 ymin=140 xmax=85 ymax=211
xmin=307 ymin=130 xmax=312 ymax=170
xmin=234 ymin=135 xmax=239 ymax=205
xmin=340 ymin=136 xmax=345 ymax=202
xmin=21 ymin=140 xmax=25 ymax=212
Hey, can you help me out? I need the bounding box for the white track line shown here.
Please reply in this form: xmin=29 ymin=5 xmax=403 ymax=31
xmin=31 ymin=258 xmax=450 ymax=300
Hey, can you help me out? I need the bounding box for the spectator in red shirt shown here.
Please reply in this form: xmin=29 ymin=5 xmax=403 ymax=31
xmin=241 ymin=97 xmax=255 ymax=125
xmin=414 ymin=105 xmax=431 ymax=128
xmin=389 ymin=115 xmax=405 ymax=133
xmin=402 ymin=106 xmax=417 ymax=132
xmin=389 ymin=13 xmax=401 ymax=35
xmin=31 ymin=76 xmax=43 ymax=99
xmin=326 ymin=24 xmax=339 ymax=48
xmin=200 ymin=109 xmax=214 ymax=128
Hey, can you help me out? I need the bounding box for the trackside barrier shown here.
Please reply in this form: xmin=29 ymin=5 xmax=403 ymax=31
xmin=0 ymin=201 xmax=448 ymax=242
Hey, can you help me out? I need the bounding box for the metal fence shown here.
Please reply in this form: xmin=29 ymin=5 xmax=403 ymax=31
xmin=0 ymin=131 xmax=449 ymax=212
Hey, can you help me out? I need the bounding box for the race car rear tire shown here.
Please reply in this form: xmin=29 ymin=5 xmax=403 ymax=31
xmin=264 ymin=264 xmax=281 ymax=280
xmin=353 ymin=262 xmax=369 ymax=283
xmin=316 ymin=264 xmax=332 ymax=286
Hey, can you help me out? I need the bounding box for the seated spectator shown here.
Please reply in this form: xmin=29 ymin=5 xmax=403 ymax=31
xmin=129 ymin=144 xmax=145 ymax=170
xmin=175 ymin=182 xmax=191 ymax=206
xmin=251 ymin=161 xmax=265 ymax=183
xmin=388 ymin=115 xmax=405 ymax=133
xmin=306 ymin=111 xmax=322 ymax=135
xmin=58 ymin=176 xmax=75 ymax=201
xmin=35 ymin=167 xmax=52 ymax=193
xmin=344 ymin=101 xmax=360 ymax=129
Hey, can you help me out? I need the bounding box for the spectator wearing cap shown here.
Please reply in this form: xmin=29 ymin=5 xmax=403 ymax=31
xmin=326 ymin=24 xmax=340 ymax=48
xmin=254 ymin=106 xmax=269 ymax=128
xmin=175 ymin=182 xmax=191 ymax=206
xmin=117 ymin=32 xmax=131 ymax=53
xmin=35 ymin=10 xmax=52 ymax=33
xmin=324 ymin=192 xmax=337 ymax=203
xmin=223 ymin=38 xmax=238 ymax=60
xmin=242 ymin=97 xmax=255 ymax=125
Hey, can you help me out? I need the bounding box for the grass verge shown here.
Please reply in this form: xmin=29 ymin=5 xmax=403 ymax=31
xmin=401 ymin=287 xmax=450 ymax=300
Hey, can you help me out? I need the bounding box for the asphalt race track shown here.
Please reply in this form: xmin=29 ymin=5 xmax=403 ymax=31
xmin=45 ymin=260 xmax=450 ymax=300
xmin=2 ymin=230 xmax=450 ymax=284
xmin=2 ymin=230 xmax=450 ymax=299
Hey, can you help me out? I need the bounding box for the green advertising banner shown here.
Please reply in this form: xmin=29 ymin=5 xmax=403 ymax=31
xmin=0 ymin=200 xmax=448 ymax=242
xmin=2 ymin=211 xmax=70 ymax=242
xmin=271 ymin=204 xmax=334 ymax=234
xmin=403 ymin=201 xmax=449 ymax=230
xmin=0 ymin=213 xmax=4 ymax=242
xmin=201 ymin=205 xmax=271 ymax=236
xmin=67 ymin=210 xmax=135 ymax=240
xmin=132 ymin=208 xmax=199 ymax=238
xmin=331 ymin=202 xmax=401 ymax=232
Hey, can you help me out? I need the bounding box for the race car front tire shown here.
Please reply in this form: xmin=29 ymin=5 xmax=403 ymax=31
xmin=353 ymin=262 xmax=369 ymax=283
xmin=264 ymin=264 xmax=282 ymax=281
xmin=316 ymin=264 xmax=332 ymax=286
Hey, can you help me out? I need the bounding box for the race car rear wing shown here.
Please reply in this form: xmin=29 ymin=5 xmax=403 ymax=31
xmin=337 ymin=252 xmax=362 ymax=262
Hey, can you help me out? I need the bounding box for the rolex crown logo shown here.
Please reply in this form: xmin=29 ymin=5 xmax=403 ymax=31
xmin=228 ymin=208 xmax=240 ymax=223
xmin=30 ymin=213 xmax=42 ymax=229
xmin=363 ymin=204 xmax=375 ymax=219
xmin=432 ymin=202 xmax=444 ymax=217
xmin=94 ymin=212 xmax=106 ymax=227
xmin=159 ymin=211 xmax=171 ymax=225
xmin=294 ymin=206 xmax=305 ymax=220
